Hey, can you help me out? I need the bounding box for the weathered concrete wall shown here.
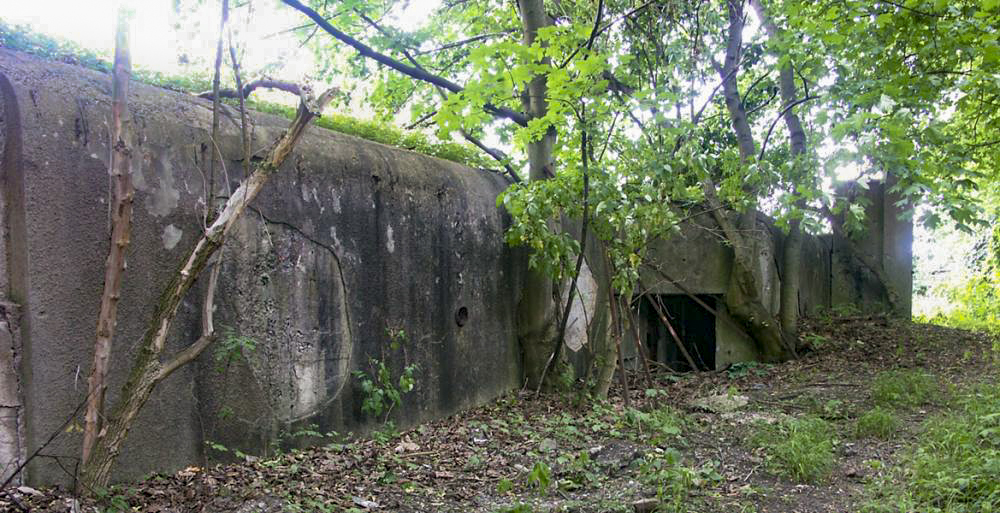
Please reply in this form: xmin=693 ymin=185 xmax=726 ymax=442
xmin=640 ymin=193 xmax=906 ymax=369
xmin=0 ymin=49 xmax=522 ymax=485
xmin=0 ymin=47 xmax=914 ymax=485
xmin=0 ymin=302 xmax=24 ymax=485
xmin=640 ymin=215 xmax=732 ymax=295
xmin=831 ymin=179 xmax=913 ymax=317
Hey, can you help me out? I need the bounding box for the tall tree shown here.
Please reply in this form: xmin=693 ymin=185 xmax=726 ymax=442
xmin=703 ymin=0 xmax=795 ymax=361
xmin=750 ymin=0 xmax=810 ymax=336
xmin=514 ymin=0 xmax=559 ymax=388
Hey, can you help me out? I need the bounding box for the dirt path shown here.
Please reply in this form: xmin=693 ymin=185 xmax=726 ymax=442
xmin=6 ymin=316 xmax=996 ymax=512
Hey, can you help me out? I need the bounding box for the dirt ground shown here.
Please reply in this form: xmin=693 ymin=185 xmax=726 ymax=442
xmin=4 ymin=315 xmax=995 ymax=513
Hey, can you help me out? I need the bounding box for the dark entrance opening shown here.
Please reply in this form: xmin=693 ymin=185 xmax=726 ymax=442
xmin=637 ymin=295 xmax=716 ymax=371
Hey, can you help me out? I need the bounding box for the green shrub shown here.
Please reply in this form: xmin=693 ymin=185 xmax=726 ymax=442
xmin=247 ymin=101 xmax=493 ymax=169
xmin=871 ymin=369 xmax=936 ymax=408
xmin=927 ymin=273 xmax=1000 ymax=335
xmin=750 ymin=416 xmax=837 ymax=483
xmin=856 ymin=407 xmax=900 ymax=439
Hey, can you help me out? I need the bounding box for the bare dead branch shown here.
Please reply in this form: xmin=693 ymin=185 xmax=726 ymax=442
xmin=208 ymin=0 xmax=230 ymax=223
xmin=228 ymin=30 xmax=252 ymax=175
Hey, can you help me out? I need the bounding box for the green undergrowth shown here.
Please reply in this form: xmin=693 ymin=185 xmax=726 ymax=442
xmin=637 ymin=448 xmax=723 ymax=512
xmin=855 ymin=407 xmax=900 ymax=439
xmin=921 ymin=273 xmax=1000 ymax=335
xmin=749 ymin=415 xmax=837 ymax=483
xmin=871 ymin=369 xmax=937 ymax=408
xmin=0 ymin=19 xmax=493 ymax=170
xmin=863 ymin=382 xmax=1000 ymax=513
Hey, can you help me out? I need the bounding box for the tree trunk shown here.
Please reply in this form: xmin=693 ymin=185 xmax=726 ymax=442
xmin=718 ymin=1 xmax=756 ymax=163
xmin=750 ymin=0 xmax=810 ymax=338
xmin=709 ymin=1 xmax=794 ymax=362
xmin=594 ymin=279 xmax=622 ymax=400
xmin=77 ymin=89 xmax=336 ymax=492
xmin=516 ymin=0 xmax=558 ymax=390
xmin=780 ymin=220 xmax=803 ymax=334
xmin=81 ymin=9 xmax=133 ymax=472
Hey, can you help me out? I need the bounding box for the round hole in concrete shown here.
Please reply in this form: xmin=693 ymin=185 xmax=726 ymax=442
xmin=455 ymin=306 xmax=469 ymax=327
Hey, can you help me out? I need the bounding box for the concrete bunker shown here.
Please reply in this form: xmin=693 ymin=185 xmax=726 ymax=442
xmin=627 ymin=188 xmax=912 ymax=372
xmin=0 ymin=48 xmax=913 ymax=485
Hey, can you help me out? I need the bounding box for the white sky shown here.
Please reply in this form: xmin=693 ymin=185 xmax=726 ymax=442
xmin=6 ymin=1 xmax=316 ymax=78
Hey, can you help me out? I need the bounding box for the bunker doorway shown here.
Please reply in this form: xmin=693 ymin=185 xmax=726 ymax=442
xmin=637 ymin=295 xmax=716 ymax=371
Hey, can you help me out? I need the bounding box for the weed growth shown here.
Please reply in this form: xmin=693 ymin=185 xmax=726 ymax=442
xmin=871 ymin=369 xmax=936 ymax=408
xmin=213 ymin=326 xmax=257 ymax=372
xmin=622 ymin=406 xmax=685 ymax=445
xmin=354 ymin=328 xmax=417 ymax=423
xmin=863 ymin=383 xmax=1000 ymax=512
xmin=637 ymin=448 xmax=722 ymax=512
xmin=526 ymin=461 xmax=552 ymax=493
xmin=749 ymin=416 xmax=837 ymax=483
xmin=855 ymin=407 xmax=899 ymax=439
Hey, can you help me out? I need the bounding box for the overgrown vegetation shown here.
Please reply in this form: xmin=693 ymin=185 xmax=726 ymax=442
xmin=749 ymin=416 xmax=837 ymax=483
xmin=247 ymin=100 xmax=492 ymax=168
xmin=6 ymin=316 xmax=999 ymax=512
xmin=353 ymin=329 xmax=417 ymax=424
xmin=871 ymin=369 xmax=937 ymax=409
xmin=855 ymin=407 xmax=899 ymax=439
xmin=637 ymin=448 xmax=723 ymax=513
xmin=922 ymin=237 xmax=1000 ymax=335
xmin=212 ymin=326 xmax=257 ymax=372
xmin=864 ymin=383 xmax=1000 ymax=512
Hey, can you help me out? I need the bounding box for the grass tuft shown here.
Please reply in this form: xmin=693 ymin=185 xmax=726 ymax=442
xmin=855 ymin=407 xmax=900 ymax=439
xmin=871 ymin=369 xmax=936 ymax=408
xmin=749 ymin=416 xmax=837 ymax=483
